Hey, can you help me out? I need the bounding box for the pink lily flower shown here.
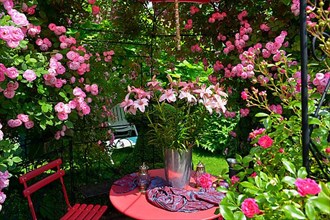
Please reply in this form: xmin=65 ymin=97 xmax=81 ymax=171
xmin=159 ymin=89 xmax=176 ymax=103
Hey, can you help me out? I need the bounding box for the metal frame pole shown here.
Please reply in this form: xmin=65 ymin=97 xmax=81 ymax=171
xmin=299 ymin=0 xmax=310 ymax=173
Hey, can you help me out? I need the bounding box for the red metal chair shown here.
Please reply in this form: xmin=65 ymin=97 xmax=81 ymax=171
xmin=19 ymin=158 xmax=108 ymax=220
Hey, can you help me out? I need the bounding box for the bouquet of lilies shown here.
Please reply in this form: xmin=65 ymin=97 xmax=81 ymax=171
xmin=120 ymin=75 xmax=228 ymax=151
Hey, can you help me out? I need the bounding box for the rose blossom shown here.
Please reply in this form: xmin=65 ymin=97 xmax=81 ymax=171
xmin=3 ymin=89 xmax=15 ymax=99
xmin=92 ymin=5 xmax=100 ymax=15
xmin=6 ymin=67 xmax=18 ymax=79
xmin=17 ymin=114 xmax=29 ymax=123
xmin=197 ymin=173 xmax=213 ymax=189
xmin=241 ymin=198 xmax=261 ymax=218
xmin=0 ymin=191 xmax=6 ymax=204
xmin=231 ymin=175 xmax=239 ymax=185
xmin=6 ymin=81 xmax=19 ymax=91
xmin=57 ymin=112 xmax=68 ymax=121
xmin=23 ymin=70 xmax=37 ymax=82
xmin=258 ymin=135 xmax=273 ymax=148
xmin=7 ymin=119 xmax=22 ymax=127
xmin=241 ymin=91 xmax=248 ymax=100
xmin=8 ymin=9 xmax=29 ymax=26
xmin=24 ymin=120 xmax=34 ymax=129
xmin=295 ymin=178 xmax=321 ymax=197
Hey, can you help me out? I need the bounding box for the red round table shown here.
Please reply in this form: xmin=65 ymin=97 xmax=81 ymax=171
xmin=109 ymin=169 xmax=221 ymax=220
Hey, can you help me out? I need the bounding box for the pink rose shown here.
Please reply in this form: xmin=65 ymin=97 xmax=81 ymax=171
xmin=54 ymin=102 xmax=65 ymax=112
xmin=8 ymin=9 xmax=29 ymax=26
xmin=54 ymin=131 xmax=61 ymax=140
xmin=197 ymin=173 xmax=213 ymax=189
xmin=0 ymin=191 xmax=6 ymax=204
xmin=295 ymin=178 xmax=321 ymax=197
xmin=73 ymin=87 xmax=86 ymax=97
xmin=240 ymin=108 xmax=250 ymax=117
xmin=230 ymin=175 xmax=240 ymax=185
xmin=3 ymin=0 xmax=13 ymax=10
xmin=6 ymin=36 xmax=21 ymax=48
xmin=88 ymin=0 xmax=96 ymax=4
xmin=7 ymin=119 xmax=22 ymax=128
xmin=66 ymin=51 xmax=79 ymax=60
xmin=6 ymin=81 xmax=19 ymax=91
xmin=48 ymin=23 xmax=56 ymax=31
xmin=258 ymin=135 xmax=273 ymax=149
xmin=241 ymin=91 xmax=248 ymax=100
xmin=23 ymin=70 xmax=37 ymax=82
xmin=17 ymin=114 xmax=29 ymax=123
xmin=241 ymin=198 xmax=261 ymax=218
xmin=3 ymin=89 xmax=15 ymax=99
xmin=68 ymin=61 xmax=80 ymax=70
xmin=250 ymin=172 xmax=257 ymax=178
xmin=0 ymin=26 xmax=11 ymax=41
xmin=92 ymin=5 xmax=100 ymax=15
xmin=260 ymin=23 xmax=270 ymax=32
xmin=57 ymin=112 xmax=68 ymax=121
xmin=6 ymin=67 xmax=19 ymax=79
xmin=80 ymin=103 xmax=91 ymax=115
xmin=90 ymin=84 xmax=98 ymax=95
xmin=24 ymin=120 xmax=34 ymax=129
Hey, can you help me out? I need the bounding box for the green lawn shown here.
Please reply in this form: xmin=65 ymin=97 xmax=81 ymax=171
xmin=192 ymin=148 xmax=228 ymax=176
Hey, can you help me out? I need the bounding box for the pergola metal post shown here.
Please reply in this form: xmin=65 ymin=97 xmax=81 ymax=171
xmin=300 ymin=0 xmax=310 ymax=173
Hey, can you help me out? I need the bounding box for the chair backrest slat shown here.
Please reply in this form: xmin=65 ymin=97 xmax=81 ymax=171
xmin=19 ymin=158 xmax=72 ymax=220
xmin=22 ymin=170 xmax=65 ymax=197
xmin=19 ymin=159 xmax=62 ymax=183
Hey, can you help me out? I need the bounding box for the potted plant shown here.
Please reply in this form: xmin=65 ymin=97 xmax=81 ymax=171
xmin=120 ymin=75 xmax=228 ymax=188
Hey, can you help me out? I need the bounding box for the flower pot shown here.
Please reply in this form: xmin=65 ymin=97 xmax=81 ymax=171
xmin=164 ymin=148 xmax=192 ymax=188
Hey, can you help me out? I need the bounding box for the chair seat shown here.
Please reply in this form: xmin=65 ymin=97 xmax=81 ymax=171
xmin=60 ymin=203 xmax=108 ymax=220
xmin=112 ymin=136 xmax=137 ymax=149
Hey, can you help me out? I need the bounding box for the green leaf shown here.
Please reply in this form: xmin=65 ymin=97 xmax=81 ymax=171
xmin=308 ymin=117 xmax=321 ymax=125
xmin=259 ymin=172 xmax=268 ymax=181
xmin=220 ymin=205 xmax=236 ymax=220
xmin=309 ymin=197 xmax=330 ymax=214
xmin=225 ymin=191 xmax=236 ymax=204
xmin=319 ymin=182 xmax=330 ymax=200
xmin=240 ymin=181 xmax=258 ymax=189
xmin=297 ymin=167 xmax=307 ymax=179
xmin=65 ymin=121 xmax=74 ymax=129
xmin=255 ymin=112 xmax=269 ymax=118
xmin=282 ymin=176 xmax=296 ymax=187
xmin=242 ymin=156 xmax=253 ymax=166
xmin=283 ymin=189 xmax=300 ymax=197
xmin=305 ymin=200 xmax=317 ymax=220
xmin=41 ymin=104 xmax=49 ymax=113
xmin=12 ymin=156 xmax=22 ymax=163
xmin=283 ymin=205 xmax=306 ymax=219
xmin=282 ymin=158 xmax=296 ymax=176
xmin=59 ymin=92 xmax=69 ymax=102
xmin=234 ymin=211 xmax=246 ymax=220
xmin=282 ymin=0 xmax=291 ymax=5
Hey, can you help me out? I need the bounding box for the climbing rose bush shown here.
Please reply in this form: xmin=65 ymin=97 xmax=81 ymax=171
xmin=218 ymin=1 xmax=330 ymax=218
xmin=0 ymin=0 xmax=112 ymax=140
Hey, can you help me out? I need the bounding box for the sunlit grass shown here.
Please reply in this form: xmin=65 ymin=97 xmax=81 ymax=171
xmin=192 ymin=148 xmax=228 ymax=176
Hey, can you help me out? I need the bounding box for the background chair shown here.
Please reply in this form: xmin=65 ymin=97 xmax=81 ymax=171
xmin=19 ymin=158 xmax=108 ymax=220
xmin=105 ymin=104 xmax=138 ymax=164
